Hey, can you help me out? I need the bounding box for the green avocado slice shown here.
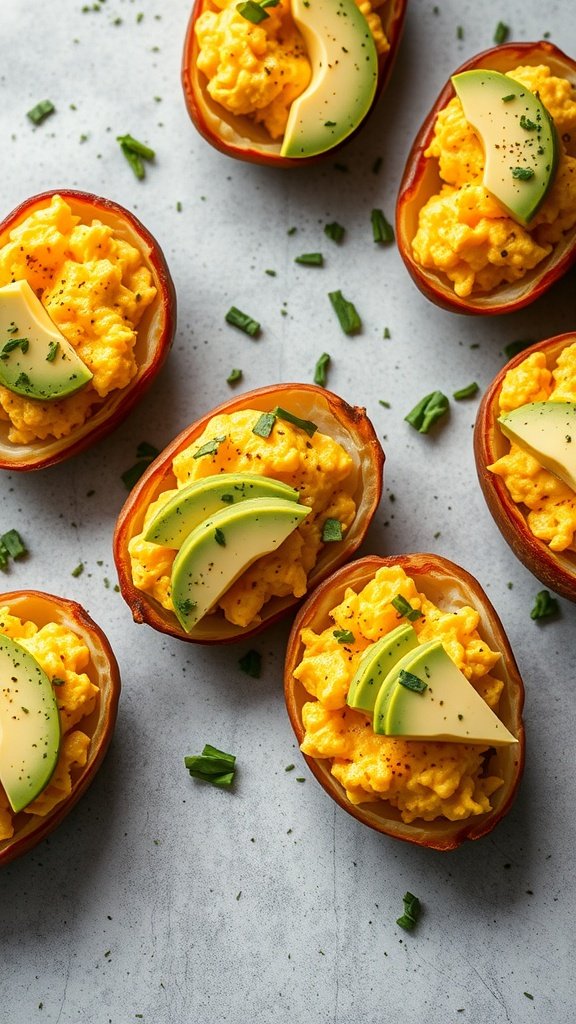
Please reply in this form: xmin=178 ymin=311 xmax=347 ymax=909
xmin=0 ymin=633 xmax=61 ymax=813
xmin=498 ymin=400 xmax=576 ymax=492
xmin=171 ymin=496 xmax=311 ymax=632
xmin=0 ymin=280 xmax=93 ymax=400
xmin=346 ymin=624 xmax=419 ymax=713
xmin=144 ymin=473 xmax=300 ymax=548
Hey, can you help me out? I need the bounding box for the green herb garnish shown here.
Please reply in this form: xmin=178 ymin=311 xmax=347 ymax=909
xmin=193 ymin=436 xmax=227 ymax=460
xmin=214 ymin=527 xmax=226 ymax=547
xmin=501 ymin=93 xmax=516 ymax=103
xmin=177 ymin=598 xmax=197 ymax=617
xmin=333 ymin=629 xmax=355 ymax=645
xmin=46 ymin=340 xmax=60 ymax=362
xmin=71 ymin=563 xmax=84 ymax=578
xmin=236 ymin=0 xmax=279 ymax=22
xmin=383 ymin=327 xmax=391 ymax=339
xmin=272 ymin=407 xmax=317 ymax=436
xmin=252 ymin=412 xmax=276 ymax=438
xmin=328 ymin=290 xmax=362 ymax=335
xmin=27 ymin=100 xmax=55 ymax=125
xmin=511 ymin=166 xmax=535 ymax=181
xmin=324 ymin=221 xmax=345 ymax=243
xmin=396 ymin=892 xmax=421 ymax=931
xmin=504 ymin=338 xmax=534 ymax=359
xmin=530 ymin=589 xmax=559 ymax=620
xmin=0 ymin=530 xmax=27 ymax=560
xmin=391 ymin=595 xmax=422 ymax=621
xmin=398 ymin=670 xmax=427 ymax=693
xmin=185 ymin=744 xmax=237 ymax=788
xmin=227 ymin=368 xmax=243 ymax=384
xmin=117 ymin=134 xmax=155 ymax=179
xmin=1 ymin=337 xmax=29 ymax=359
xmin=371 ymin=208 xmax=395 ymax=244
xmin=225 ymin=306 xmax=261 ymax=337
xmin=313 ymin=352 xmax=331 ymax=387
xmin=121 ymin=442 xmax=160 ymax=487
xmin=405 ymin=391 xmax=449 ymax=433
xmin=493 ymin=21 xmax=509 ymax=44
xmin=238 ymin=649 xmax=262 ymax=678
xmin=452 ymin=382 xmax=479 ymax=400
xmin=322 ymin=518 xmax=343 ymax=542
xmin=295 ymin=253 xmax=324 ymax=267
xmin=519 ymin=115 xmax=538 ymax=132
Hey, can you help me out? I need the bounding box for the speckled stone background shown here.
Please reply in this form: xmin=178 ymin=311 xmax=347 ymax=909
xmin=1 ymin=1 xmax=575 ymax=1022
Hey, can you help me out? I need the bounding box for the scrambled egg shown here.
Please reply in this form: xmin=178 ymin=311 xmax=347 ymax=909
xmin=412 ymin=65 xmax=576 ymax=297
xmin=0 ymin=607 xmax=99 ymax=841
xmin=0 ymin=194 xmax=156 ymax=444
xmin=489 ymin=343 xmax=576 ymax=552
xmin=195 ymin=0 xmax=389 ymax=140
xmin=129 ymin=408 xmax=357 ymax=628
xmin=294 ymin=566 xmax=506 ymax=823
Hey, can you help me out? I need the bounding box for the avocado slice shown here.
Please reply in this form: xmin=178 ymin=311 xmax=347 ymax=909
xmin=373 ymin=639 xmax=517 ymax=745
xmin=171 ymin=496 xmax=311 ymax=632
xmin=452 ymin=69 xmax=558 ymax=225
xmin=144 ymin=473 xmax=300 ymax=548
xmin=0 ymin=633 xmax=61 ymax=813
xmin=347 ymin=624 xmax=419 ymax=713
xmin=0 ymin=279 xmax=93 ymax=400
xmin=281 ymin=0 xmax=378 ymax=159
xmin=499 ymin=400 xmax=576 ymax=492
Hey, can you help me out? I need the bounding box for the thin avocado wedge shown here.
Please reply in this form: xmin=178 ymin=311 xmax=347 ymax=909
xmin=373 ymin=639 xmax=517 ymax=745
xmin=280 ymin=0 xmax=378 ymax=159
xmin=498 ymin=400 xmax=576 ymax=492
xmin=347 ymin=624 xmax=419 ymax=713
xmin=452 ymin=69 xmax=558 ymax=226
xmin=0 ymin=279 xmax=93 ymax=400
xmin=0 ymin=632 xmax=61 ymax=813
xmin=144 ymin=473 xmax=300 ymax=548
xmin=171 ymin=496 xmax=311 ymax=632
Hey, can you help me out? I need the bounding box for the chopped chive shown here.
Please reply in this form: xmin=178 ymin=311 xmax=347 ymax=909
xmin=324 ymin=221 xmax=345 ymax=243
xmin=511 ymin=166 xmax=535 ymax=180
xmin=225 ymin=306 xmax=260 ymax=337
xmin=46 ymin=340 xmax=60 ymax=362
xmin=238 ymin=649 xmax=261 ymax=678
xmin=398 ymin=670 xmax=427 ymax=693
xmin=287 ymin=226 xmax=297 ymax=235
xmin=322 ymin=518 xmax=343 ymax=542
xmin=519 ymin=115 xmax=538 ymax=132
xmin=0 ymin=530 xmax=27 ymax=559
xmin=493 ymin=20 xmax=509 ymax=44
xmin=452 ymin=382 xmax=479 ymax=400
xmin=285 ymin=764 xmax=295 ymax=772
xmin=379 ymin=399 xmax=391 ymax=408
xmin=405 ymin=391 xmax=449 ymax=433
xmin=502 ymin=93 xmax=516 ymax=102
xmin=214 ymin=527 xmax=226 ymax=547
xmin=1 ymin=337 xmax=29 ymax=359
xmin=227 ymin=368 xmax=243 ymax=385
xmin=252 ymin=412 xmax=276 ymax=438
xmin=121 ymin=442 xmax=159 ymax=488
xmin=530 ymin=589 xmax=559 ymax=620
xmin=27 ymin=99 xmax=55 ymax=125
xmin=236 ymin=0 xmax=278 ymax=21
xmin=176 ymin=598 xmax=196 ymax=617
xmin=456 ymin=24 xmax=464 ymax=39
xmin=328 ymin=290 xmax=362 ymax=335
xmin=272 ymin=407 xmax=317 ymax=436
xmin=383 ymin=327 xmax=391 ymax=339
xmin=71 ymin=563 xmax=84 ymax=578
xmin=313 ymin=352 xmax=331 ymax=387
xmin=371 ymin=209 xmax=394 ymax=244
xmin=504 ymin=338 xmax=534 ymax=359
xmin=193 ymin=436 xmax=227 ymax=459
xmin=391 ymin=595 xmax=422 ymax=621
xmin=116 ymin=133 xmax=155 ymax=161
xmin=185 ymin=744 xmax=236 ymax=788
xmin=119 ymin=143 xmax=145 ymax=179
xmin=396 ymin=891 xmax=421 ymax=931
xmin=295 ymin=253 xmax=324 ymax=267
xmin=136 ymin=441 xmax=160 ymax=460
xmin=333 ymin=628 xmax=355 ymax=644
xmin=265 ymin=268 xmax=276 ymax=276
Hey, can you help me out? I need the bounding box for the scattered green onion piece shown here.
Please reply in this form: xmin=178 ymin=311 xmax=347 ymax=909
xmin=185 ymin=744 xmax=236 ymax=788
xmin=322 ymin=518 xmax=343 ymax=542
xmin=227 ymin=368 xmax=243 ymax=385
xmin=493 ymin=20 xmax=509 ymax=44
xmin=252 ymin=412 xmax=276 ymax=438
xmin=501 ymin=93 xmax=516 ymax=103
xmin=391 ymin=595 xmax=422 ymax=621
xmin=285 ymin=764 xmax=295 ymax=772
xmin=396 ymin=891 xmax=421 ymax=931
xmin=333 ymin=629 xmax=355 ymax=645
xmin=371 ymin=209 xmax=394 ymax=244
xmin=119 ymin=143 xmax=145 ymax=180
xmin=272 ymin=407 xmax=317 ymax=437
xmin=238 ymin=649 xmax=262 ymax=678
xmin=0 ymin=530 xmax=27 ymax=559
xmin=324 ymin=222 xmax=345 ymax=243
xmin=328 ymin=290 xmax=362 ymax=335
xmin=176 ymin=598 xmax=196 ymax=617
xmin=27 ymin=100 xmax=55 ymax=125
xmin=504 ymin=338 xmax=534 ymax=360
xmin=313 ymin=352 xmax=331 ymax=387
xmin=220 ymin=494 xmax=234 ymax=504
xmin=1 ymin=337 xmax=29 ymax=359
xmin=116 ymin=133 xmax=155 ymax=161
xmin=379 ymin=399 xmax=391 ymax=408
xmin=71 ymin=563 xmax=84 ymax=578
xmin=0 ymin=542 xmax=8 ymax=570
xmin=383 ymin=327 xmax=391 ymax=339
xmin=225 ymin=306 xmax=261 ymax=337
xmin=214 ymin=527 xmax=226 ymax=547
xmin=530 ymin=589 xmax=559 ymax=620
xmin=236 ymin=0 xmax=271 ymax=21
xmin=136 ymin=441 xmax=159 ymax=460
xmin=398 ymin=670 xmax=427 ymax=694
xmin=456 ymin=25 xmax=464 ymax=39
xmin=295 ymin=253 xmax=324 ymax=266
xmin=405 ymin=391 xmax=449 ymax=434
xmin=193 ymin=436 xmax=226 ymax=460
xmin=121 ymin=443 xmax=159 ymax=488
xmin=519 ymin=115 xmax=538 ymax=132
xmin=511 ymin=167 xmax=535 ymax=181
xmin=46 ymin=340 xmax=60 ymax=362
xmin=452 ymin=382 xmax=479 ymax=400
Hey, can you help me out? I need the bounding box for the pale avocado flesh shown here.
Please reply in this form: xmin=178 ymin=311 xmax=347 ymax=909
xmin=144 ymin=473 xmax=300 ymax=548
xmin=452 ymin=69 xmax=558 ymax=225
xmin=499 ymin=401 xmax=576 ymax=492
xmin=346 ymin=624 xmax=419 ymax=713
xmin=281 ymin=0 xmax=378 ymax=158
xmin=171 ymin=496 xmax=310 ymax=632
xmin=0 ymin=633 xmax=61 ymax=813
xmin=0 ymin=280 xmax=93 ymax=400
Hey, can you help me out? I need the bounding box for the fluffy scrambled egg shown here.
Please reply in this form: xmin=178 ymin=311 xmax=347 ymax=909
xmin=489 ymin=343 xmax=576 ymax=552
xmin=195 ymin=0 xmax=389 ymax=140
xmin=0 ymin=607 xmax=99 ymax=841
xmin=129 ymin=408 xmax=357 ymax=628
xmin=0 ymin=194 xmax=156 ymax=443
xmin=412 ymin=65 xmax=576 ymax=297
xmin=294 ymin=566 xmax=506 ymax=823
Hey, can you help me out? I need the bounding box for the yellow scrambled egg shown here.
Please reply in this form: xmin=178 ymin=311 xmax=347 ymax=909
xmin=195 ymin=0 xmax=389 ymax=140
xmin=412 ymin=65 xmax=576 ymax=297
xmin=489 ymin=343 xmax=576 ymax=552
xmin=129 ymin=408 xmax=357 ymax=628
xmin=0 ymin=194 xmax=156 ymax=444
xmin=0 ymin=607 xmax=99 ymax=841
xmin=294 ymin=566 xmax=506 ymax=823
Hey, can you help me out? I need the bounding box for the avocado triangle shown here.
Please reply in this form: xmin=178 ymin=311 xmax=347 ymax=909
xmin=498 ymin=400 xmax=576 ymax=493
xmin=347 ymin=624 xmax=419 ymax=713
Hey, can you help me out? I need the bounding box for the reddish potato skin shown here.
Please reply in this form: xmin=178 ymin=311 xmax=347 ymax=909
xmin=475 ymin=333 xmax=576 ymax=602
xmin=0 ymin=189 xmax=176 ymax=472
xmin=0 ymin=591 xmax=121 ymax=867
xmin=396 ymin=42 xmax=576 ymax=315
xmin=181 ymin=0 xmax=407 ymax=167
xmin=113 ymin=383 xmax=385 ymax=644
xmin=284 ymin=554 xmax=525 ymax=851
